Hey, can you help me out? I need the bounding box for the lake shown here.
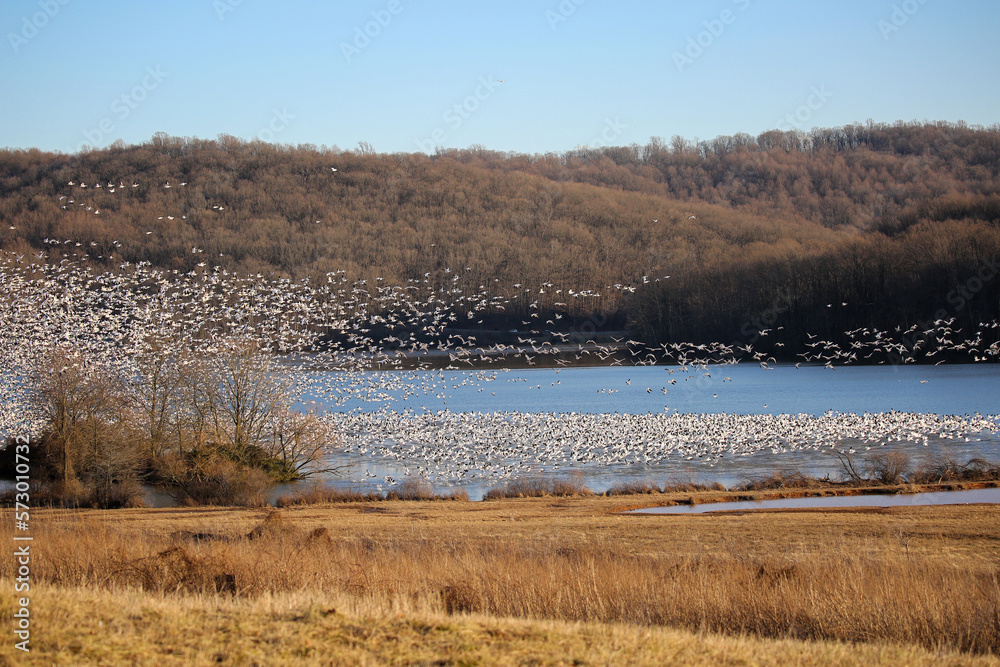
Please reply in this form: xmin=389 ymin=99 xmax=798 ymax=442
xmin=293 ymin=363 xmax=1000 ymax=501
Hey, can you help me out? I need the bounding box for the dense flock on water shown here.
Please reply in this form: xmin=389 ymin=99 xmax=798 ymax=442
xmin=3 ymin=187 xmax=1000 ymax=486
xmin=334 ymin=410 xmax=999 ymax=485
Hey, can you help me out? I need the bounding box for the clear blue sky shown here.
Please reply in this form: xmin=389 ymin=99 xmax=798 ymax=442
xmin=2 ymin=0 xmax=998 ymax=155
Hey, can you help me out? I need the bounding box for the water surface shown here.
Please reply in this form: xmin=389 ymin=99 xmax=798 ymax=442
xmin=629 ymin=486 xmax=1000 ymax=514
xmin=297 ymin=363 xmax=1000 ymax=499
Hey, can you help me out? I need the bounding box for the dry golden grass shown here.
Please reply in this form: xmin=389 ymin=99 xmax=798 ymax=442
xmin=2 ymin=583 xmax=996 ymax=666
xmin=2 ymin=493 xmax=999 ymax=663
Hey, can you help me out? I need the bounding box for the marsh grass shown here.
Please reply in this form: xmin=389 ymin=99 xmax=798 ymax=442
xmin=5 ymin=583 xmax=992 ymax=666
xmin=605 ymin=479 xmax=729 ymax=495
xmin=604 ymin=479 xmax=663 ymax=495
xmin=911 ymin=457 xmax=1000 ymax=484
xmin=483 ymin=473 xmax=592 ymax=499
xmin=274 ymin=479 xmax=469 ymax=506
xmin=8 ymin=501 xmax=1000 ymax=656
xmin=733 ymin=469 xmax=828 ymax=492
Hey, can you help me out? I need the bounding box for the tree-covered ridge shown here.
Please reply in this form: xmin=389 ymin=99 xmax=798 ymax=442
xmin=0 ymin=121 xmax=998 ymax=352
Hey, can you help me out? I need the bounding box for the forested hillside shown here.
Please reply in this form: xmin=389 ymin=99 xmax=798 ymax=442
xmin=1 ymin=121 xmax=998 ymax=357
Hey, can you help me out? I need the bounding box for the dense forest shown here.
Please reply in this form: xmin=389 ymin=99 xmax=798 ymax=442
xmin=1 ymin=120 xmax=999 ymax=360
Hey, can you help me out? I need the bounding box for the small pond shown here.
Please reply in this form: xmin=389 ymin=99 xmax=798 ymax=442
xmin=629 ymin=486 xmax=1000 ymax=514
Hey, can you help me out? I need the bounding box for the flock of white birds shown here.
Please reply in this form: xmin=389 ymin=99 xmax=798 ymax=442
xmin=1 ymin=175 xmax=998 ymax=490
xmin=334 ymin=409 xmax=998 ymax=485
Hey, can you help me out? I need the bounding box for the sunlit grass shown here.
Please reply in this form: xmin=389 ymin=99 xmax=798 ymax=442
xmin=3 ymin=495 xmax=999 ymax=663
xmin=3 ymin=583 xmax=996 ymax=666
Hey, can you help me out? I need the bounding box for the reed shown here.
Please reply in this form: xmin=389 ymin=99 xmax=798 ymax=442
xmin=274 ymin=479 xmax=469 ymax=506
xmin=483 ymin=474 xmax=593 ymax=499
xmin=7 ymin=499 xmax=999 ymax=656
xmin=5 ymin=582 xmax=991 ymax=666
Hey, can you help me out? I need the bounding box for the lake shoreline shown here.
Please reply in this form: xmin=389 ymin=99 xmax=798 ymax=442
xmin=624 ymin=480 xmax=1000 ymax=515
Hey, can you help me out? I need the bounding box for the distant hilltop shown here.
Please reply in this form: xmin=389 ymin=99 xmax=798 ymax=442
xmin=0 ymin=121 xmax=997 ymax=350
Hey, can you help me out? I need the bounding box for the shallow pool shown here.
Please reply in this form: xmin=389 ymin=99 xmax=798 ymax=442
xmin=629 ymin=486 xmax=1000 ymax=514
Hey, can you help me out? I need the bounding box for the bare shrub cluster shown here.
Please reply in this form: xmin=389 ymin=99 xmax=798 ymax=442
xmin=13 ymin=339 xmax=338 ymax=507
xmin=911 ymin=456 xmax=1000 ymax=484
xmin=483 ymin=474 xmax=592 ymax=500
xmin=274 ymin=479 xmax=469 ymax=507
xmin=604 ymin=479 xmax=726 ymax=496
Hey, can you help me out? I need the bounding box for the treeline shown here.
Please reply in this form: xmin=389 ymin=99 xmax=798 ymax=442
xmin=0 ymin=131 xmax=847 ymax=293
xmin=1 ymin=341 xmax=336 ymax=508
xmin=0 ymin=121 xmax=998 ymax=350
xmin=627 ymin=219 xmax=1000 ymax=361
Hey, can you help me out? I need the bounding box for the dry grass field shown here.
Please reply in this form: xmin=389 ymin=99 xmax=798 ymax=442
xmin=2 ymin=490 xmax=999 ymax=665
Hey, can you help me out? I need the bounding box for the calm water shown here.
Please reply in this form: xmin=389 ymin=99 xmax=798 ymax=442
xmin=297 ymin=363 xmax=1000 ymax=500
xmin=630 ymin=486 xmax=1000 ymax=514
xmin=327 ymin=363 xmax=1000 ymax=416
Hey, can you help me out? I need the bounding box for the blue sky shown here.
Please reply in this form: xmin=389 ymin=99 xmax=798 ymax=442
xmin=2 ymin=0 xmax=998 ymax=155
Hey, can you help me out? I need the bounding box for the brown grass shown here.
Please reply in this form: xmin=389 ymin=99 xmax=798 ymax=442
xmin=483 ymin=475 xmax=594 ymax=500
xmin=4 ymin=494 xmax=1000 ymax=661
xmin=911 ymin=457 xmax=1000 ymax=484
xmin=733 ymin=469 xmax=830 ymax=492
xmin=605 ymin=479 xmax=664 ymax=495
xmin=274 ymin=479 xmax=469 ymax=506
xmin=5 ymin=583 xmax=996 ymax=666
xmin=605 ymin=479 xmax=730 ymax=495
xmin=483 ymin=474 xmax=592 ymax=499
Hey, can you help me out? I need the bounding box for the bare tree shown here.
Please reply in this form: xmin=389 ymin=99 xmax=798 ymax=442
xmin=131 ymin=337 xmax=188 ymax=460
xmin=203 ymin=340 xmax=287 ymax=465
xmin=835 ymin=449 xmax=864 ymax=484
xmin=32 ymin=346 xmax=142 ymax=502
xmin=266 ymin=408 xmax=343 ymax=481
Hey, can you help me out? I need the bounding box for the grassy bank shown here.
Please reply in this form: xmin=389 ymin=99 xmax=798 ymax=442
xmin=2 ymin=493 xmax=999 ymax=663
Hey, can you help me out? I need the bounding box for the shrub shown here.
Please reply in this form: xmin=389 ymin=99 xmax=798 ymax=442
xmin=734 ymin=470 xmax=818 ymax=492
xmin=175 ymin=454 xmax=272 ymax=507
xmin=604 ymin=480 xmax=661 ymax=496
xmin=910 ymin=456 xmax=1000 ymax=483
xmin=90 ymin=477 xmax=147 ymax=509
xmin=483 ymin=474 xmax=592 ymax=500
xmin=273 ymin=482 xmax=469 ymax=506
xmin=865 ymin=450 xmax=911 ymax=485
xmin=387 ymin=477 xmax=436 ymax=501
